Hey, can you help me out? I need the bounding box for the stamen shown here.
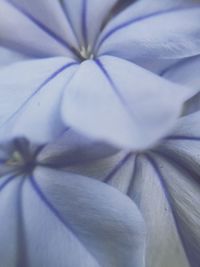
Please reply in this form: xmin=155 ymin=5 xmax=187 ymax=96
xmin=6 ymin=151 xmax=25 ymax=166
xmin=79 ymin=45 xmax=94 ymax=60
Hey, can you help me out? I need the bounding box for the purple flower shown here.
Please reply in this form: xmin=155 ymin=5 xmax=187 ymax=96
xmin=0 ymin=0 xmax=199 ymax=149
xmin=0 ymin=132 xmax=146 ymax=267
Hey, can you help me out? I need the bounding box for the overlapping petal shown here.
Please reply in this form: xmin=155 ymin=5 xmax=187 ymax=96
xmin=104 ymin=111 xmax=200 ymax=267
xmin=0 ymin=46 xmax=28 ymax=67
xmin=159 ymin=111 xmax=200 ymax=174
xmin=162 ymin=56 xmax=200 ymax=115
xmin=0 ymin=175 xmax=24 ymax=266
xmin=62 ymin=0 xmax=118 ymax=48
xmin=62 ymin=55 xmax=194 ymax=150
xmin=0 ymin=0 xmax=78 ymax=58
xmin=97 ymin=6 xmax=200 ymax=66
xmin=38 ymin=128 xmax=117 ymax=167
xmin=0 ymin=57 xmax=78 ymax=143
xmin=130 ymin=154 xmax=200 ymax=267
xmin=0 ymin=165 xmax=146 ymax=267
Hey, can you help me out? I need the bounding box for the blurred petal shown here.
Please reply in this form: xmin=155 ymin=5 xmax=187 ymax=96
xmin=38 ymin=128 xmax=117 ymax=167
xmin=1 ymin=168 xmax=145 ymax=267
xmin=162 ymin=56 xmax=200 ymax=115
xmin=0 ymin=57 xmax=78 ymax=143
xmin=0 ymin=46 xmax=28 ymax=67
xmin=0 ymin=0 xmax=77 ymax=58
xmin=162 ymin=56 xmax=200 ymax=89
xmin=62 ymin=55 xmax=193 ymax=150
xmin=0 ymin=174 xmax=24 ymax=267
xmin=97 ymin=6 xmax=200 ymax=67
xmin=62 ymin=0 xmax=118 ymax=47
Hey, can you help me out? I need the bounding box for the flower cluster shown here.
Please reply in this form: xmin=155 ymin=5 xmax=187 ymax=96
xmin=0 ymin=0 xmax=200 ymax=266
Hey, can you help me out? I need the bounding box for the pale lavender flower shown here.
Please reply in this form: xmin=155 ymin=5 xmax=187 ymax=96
xmin=0 ymin=0 xmax=199 ymax=149
xmin=100 ymin=55 xmax=200 ymax=267
xmin=0 ymin=131 xmax=146 ymax=267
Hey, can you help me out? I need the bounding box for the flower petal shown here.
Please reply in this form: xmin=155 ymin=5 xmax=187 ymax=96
xmin=97 ymin=6 xmax=200 ymax=65
xmin=12 ymin=168 xmax=146 ymax=267
xmin=151 ymin=154 xmax=200 ymax=267
xmin=0 ymin=174 xmax=24 ymax=267
xmin=129 ymin=154 xmax=197 ymax=267
xmin=0 ymin=46 xmax=28 ymax=67
xmin=62 ymin=0 xmax=118 ymax=48
xmin=0 ymin=0 xmax=78 ymax=58
xmin=62 ymin=55 xmax=193 ymax=150
xmin=162 ymin=56 xmax=200 ymax=115
xmin=38 ymin=128 xmax=117 ymax=167
xmin=159 ymin=111 xmax=200 ymax=176
xmin=0 ymin=57 xmax=78 ymax=143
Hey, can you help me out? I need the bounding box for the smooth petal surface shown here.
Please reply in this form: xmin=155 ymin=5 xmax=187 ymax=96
xmin=0 ymin=168 xmax=146 ymax=267
xmin=0 ymin=0 xmax=77 ymax=58
xmin=62 ymin=55 xmax=194 ymax=150
xmin=32 ymin=167 xmax=145 ymax=267
xmin=62 ymin=0 xmax=118 ymax=47
xmin=0 ymin=46 xmax=28 ymax=67
xmin=0 ymin=175 xmax=23 ymax=266
xmin=162 ymin=56 xmax=200 ymax=115
xmin=97 ymin=6 xmax=200 ymax=64
xmin=0 ymin=57 xmax=78 ymax=143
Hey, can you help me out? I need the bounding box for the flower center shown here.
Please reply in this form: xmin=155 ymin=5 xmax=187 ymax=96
xmin=79 ymin=45 xmax=94 ymax=60
xmin=6 ymin=149 xmax=36 ymax=174
xmin=2 ymin=139 xmax=42 ymax=175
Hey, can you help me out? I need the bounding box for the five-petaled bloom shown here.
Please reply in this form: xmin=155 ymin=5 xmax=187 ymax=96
xmin=0 ymin=133 xmax=145 ymax=267
xmin=0 ymin=0 xmax=200 ymax=267
xmin=0 ymin=0 xmax=200 ymax=149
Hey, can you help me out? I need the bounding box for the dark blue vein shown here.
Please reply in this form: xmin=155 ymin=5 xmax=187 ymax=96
xmin=16 ymin=177 xmax=29 ymax=267
xmin=81 ymin=0 xmax=88 ymax=47
xmin=0 ymin=173 xmax=18 ymax=192
xmin=127 ymin=154 xmax=139 ymax=196
xmin=29 ymin=175 xmax=77 ymax=235
xmin=97 ymin=6 xmax=199 ymax=50
xmin=29 ymin=175 xmax=99 ymax=264
xmin=0 ymin=62 xmax=77 ymax=129
xmin=7 ymin=0 xmax=78 ymax=56
xmin=95 ymin=59 xmax=134 ymax=117
xmin=59 ymin=0 xmax=81 ymax=47
xmin=146 ymin=154 xmax=192 ymax=267
xmin=166 ymin=135 xmax=200 ymax=141
xmin=103 ymin=152 xmax=133 ymax=183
